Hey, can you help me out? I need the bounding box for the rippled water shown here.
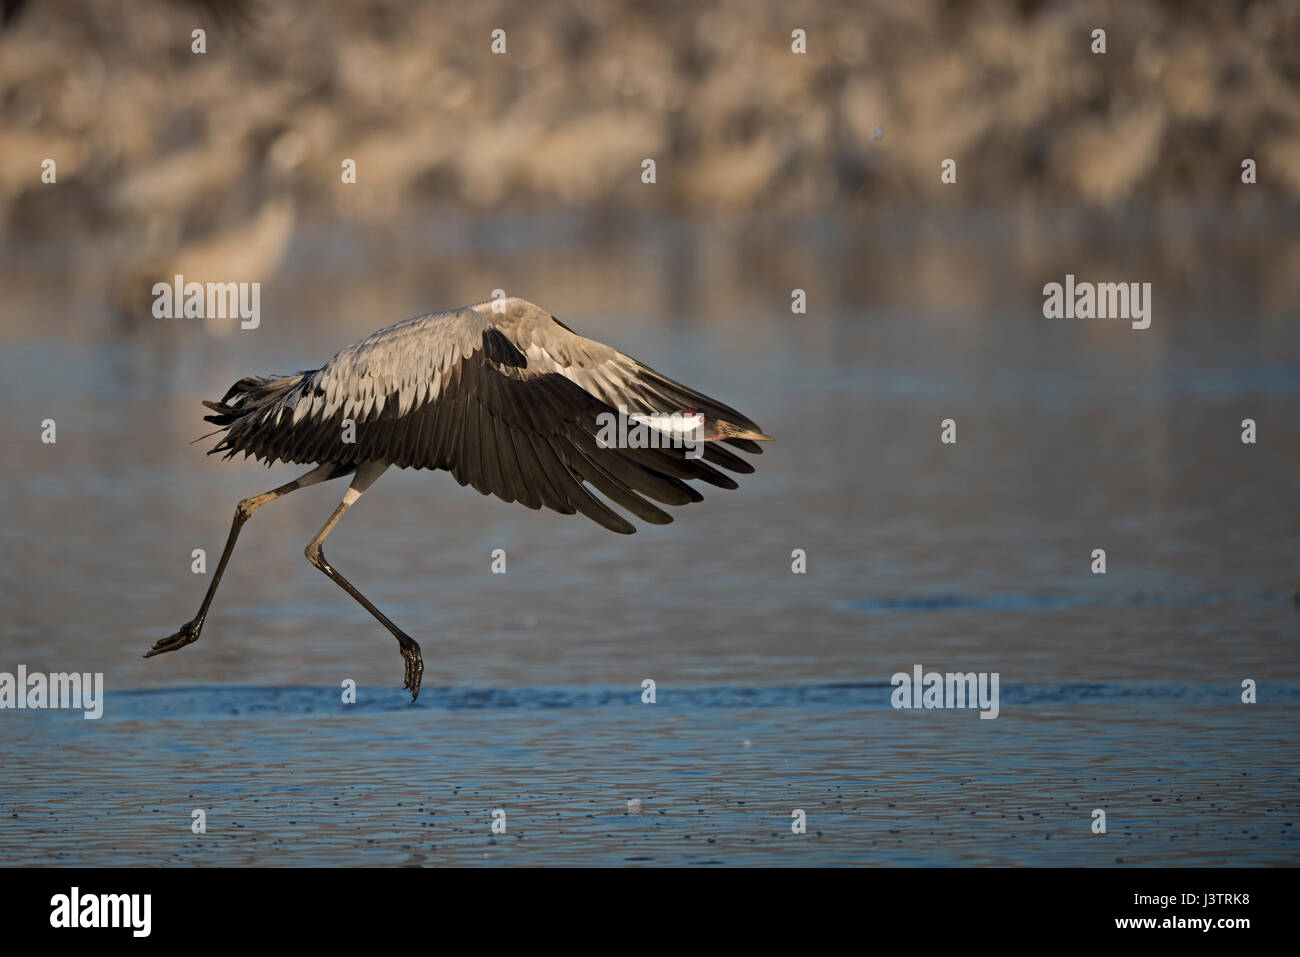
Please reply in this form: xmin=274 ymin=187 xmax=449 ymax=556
xmin=3 ymin=682 xmax=1297 ymax=866
xmin=1 ymin=224 xmax=1298 ymax=865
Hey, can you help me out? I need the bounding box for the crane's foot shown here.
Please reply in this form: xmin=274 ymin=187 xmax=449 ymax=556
xmin=400 ymin=637 xmax=424 ymax=702
xmin=144 ymin=620 xmax=201 ymax=658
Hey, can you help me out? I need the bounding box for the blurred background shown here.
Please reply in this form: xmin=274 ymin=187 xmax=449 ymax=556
xmin=2 ymin=0 xmax=1300 ymax=330
xmin=0 ymin=0 xmax=1297 ymax=866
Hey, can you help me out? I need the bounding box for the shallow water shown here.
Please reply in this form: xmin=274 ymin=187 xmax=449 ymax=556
xmin=3 ymin=682 xmax=1297 ymax=866
xmin=0 ymin=223 xmax=1297 ymax=866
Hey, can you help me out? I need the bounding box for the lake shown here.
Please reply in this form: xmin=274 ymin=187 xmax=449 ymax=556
xmin=1 ymin=213 xmax=1297 ymax=865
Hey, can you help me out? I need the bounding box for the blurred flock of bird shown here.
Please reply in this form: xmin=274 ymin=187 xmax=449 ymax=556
xmin=0 ymin=0 xmax=1297 ymax=332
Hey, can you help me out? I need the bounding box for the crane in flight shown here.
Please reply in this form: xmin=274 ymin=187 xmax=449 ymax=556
xmin=146 ymin=297 xmax=771 ymax=700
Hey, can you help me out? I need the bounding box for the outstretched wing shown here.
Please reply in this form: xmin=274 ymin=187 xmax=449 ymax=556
xmin=474 ymin=300 xmax=770 ymax=474
xmin=206 ymin=306 xmax=768 ymax=533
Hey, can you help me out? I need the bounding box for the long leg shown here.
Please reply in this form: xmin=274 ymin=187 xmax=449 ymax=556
xmin=301 ymin=462 xmax=423 ymax=701
xmin=145 ymin=462 xmax=355 ymax=658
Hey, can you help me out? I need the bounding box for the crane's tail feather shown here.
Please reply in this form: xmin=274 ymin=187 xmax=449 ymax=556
xmin=200 ymin=372 xmax=312 ymax=453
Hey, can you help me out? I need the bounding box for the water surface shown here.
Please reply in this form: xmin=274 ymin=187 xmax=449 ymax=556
xmin=1 ymin=223 xmax=1297 ymax=865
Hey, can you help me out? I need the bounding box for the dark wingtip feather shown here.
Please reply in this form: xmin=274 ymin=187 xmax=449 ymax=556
xmin=703 ymin=443 xmax=755 ymax=474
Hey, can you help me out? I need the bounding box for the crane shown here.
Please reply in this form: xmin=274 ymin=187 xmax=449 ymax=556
xmin=146 ymin=297 xmax=771 ymax=699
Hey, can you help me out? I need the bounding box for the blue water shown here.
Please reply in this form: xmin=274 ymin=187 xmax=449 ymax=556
xmin=1 ymin=231 xmax=1297 ymax=866
xmin=844 ymin=591 xmax=1296 ymax=612
xmin=2 ymin=680 xmax=1296 ymax=866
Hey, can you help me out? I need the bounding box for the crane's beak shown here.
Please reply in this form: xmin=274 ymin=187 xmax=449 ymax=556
xmin=706 ymin=418 xmax=773 ymax=442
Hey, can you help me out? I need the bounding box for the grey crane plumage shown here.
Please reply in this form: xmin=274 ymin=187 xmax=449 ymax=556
xmin=147 ymin=297 xmax=771 ymax=699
